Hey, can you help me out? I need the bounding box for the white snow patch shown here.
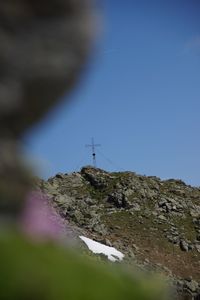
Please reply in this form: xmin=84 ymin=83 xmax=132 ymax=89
xmin=79 ymin=236 xmax=124 ymax=262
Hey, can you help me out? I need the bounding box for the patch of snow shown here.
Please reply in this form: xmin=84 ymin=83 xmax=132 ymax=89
xmin=79 ymin=236 xmax=124 ymax=262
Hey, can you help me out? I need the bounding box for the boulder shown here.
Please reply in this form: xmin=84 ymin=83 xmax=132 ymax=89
xmin=180 ymin=240 xmax=189 ymax=252
xmin=107 ymin=192 xmax=129 ymax=208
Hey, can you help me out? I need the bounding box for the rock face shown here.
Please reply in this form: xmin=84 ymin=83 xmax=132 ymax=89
xmin=37 ymin=166 xmax=200 ymax=299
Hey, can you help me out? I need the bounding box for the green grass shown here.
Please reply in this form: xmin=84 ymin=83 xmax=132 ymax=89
xmin=0 ymin=230 xmax=168 ymax=300
xmin=171 ymin=214 xmax=197 ymax=242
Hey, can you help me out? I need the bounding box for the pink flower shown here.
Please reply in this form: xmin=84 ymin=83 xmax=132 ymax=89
xmin=20 ymin=191 xmax=65 ymax=242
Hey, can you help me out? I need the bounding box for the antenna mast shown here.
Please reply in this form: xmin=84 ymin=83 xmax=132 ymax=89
xmin=86 ymin=138 xmax=101 ymax=167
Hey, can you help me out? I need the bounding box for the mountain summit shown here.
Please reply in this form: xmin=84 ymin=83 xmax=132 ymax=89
xmin=36 ymin=166 xmax=200 ymax=299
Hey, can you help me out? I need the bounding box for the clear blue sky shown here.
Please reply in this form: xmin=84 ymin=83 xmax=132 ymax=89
xmin=23 ymin=0 xmax=200 ymax=186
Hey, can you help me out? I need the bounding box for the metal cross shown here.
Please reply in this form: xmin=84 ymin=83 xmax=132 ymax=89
xmin=85 ymin=138 xmax=101 ymax=167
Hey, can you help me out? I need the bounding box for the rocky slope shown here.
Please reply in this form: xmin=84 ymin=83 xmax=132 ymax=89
xmin=36 ymin=166 xmax=200 ymax=299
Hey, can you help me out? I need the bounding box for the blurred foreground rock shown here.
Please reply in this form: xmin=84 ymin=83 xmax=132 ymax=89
xmin=0 ymin=0 xmax=95 ymax=220
xmin=0 ymin=0 xmax=94 ymax=137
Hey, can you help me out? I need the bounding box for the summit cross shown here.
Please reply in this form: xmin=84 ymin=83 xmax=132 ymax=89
xmin=85 ymin=138 xmax=101 ymax=168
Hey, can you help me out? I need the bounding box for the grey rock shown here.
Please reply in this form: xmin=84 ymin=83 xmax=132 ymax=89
xmin=130 ymin=203 xmax=141 ymax=212
xmin=158 ymin=215 xmax=167 ymax=221
xmin=81 ymin=167 xmax=109 ymax=189
xmin=195 ymin=244 xmax=200 ymax=253
xmin=92 ymin=223 xmax=107 ymax=236
xmin=72 ymin=210 xmax=85 ymax=225
xmin=100 ymin=238 xmax=112 ymax=247
xmin=107 ymin=192 xmax=129 ymax=208
xmin=114 ymin=225 xmax=121 ymax=230
xmin=132 ymin=244 xmax=140 ymax=251
xmin=184 ymin=280 xmax=199 ymax=293
xmin=55 ymin=173 xmax=66 ymax=179
xmin=128 ymin=249 xmax=135 ymax=258
xmin=180 ymin=240 xmax=189 ymax=252
xmin=167 ymin=236 xmax=179 ymax=244
xmin=123 ymin=188 xmax=134 ymax=197
xmin=188 ymin=244 xmax=194 ymax=251
xmin=190 ymin=205 xmax=200 ymax=218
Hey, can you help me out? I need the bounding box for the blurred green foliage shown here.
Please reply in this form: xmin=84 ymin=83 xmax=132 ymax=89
xmin=0 ymin=231 xmax=168 ymax=300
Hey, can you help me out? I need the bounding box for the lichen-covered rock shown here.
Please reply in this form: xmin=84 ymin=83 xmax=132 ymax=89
xmin=107 ymin=192 xmax=129 ymax=208
xmin=81 ymin=166 xmax=109 ymax=189
xmin=176 ymin=278 xmax=200 ymax=298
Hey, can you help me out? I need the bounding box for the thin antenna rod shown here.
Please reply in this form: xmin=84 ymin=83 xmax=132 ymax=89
xmin=86 ymin=138 xmax=101 ymax=167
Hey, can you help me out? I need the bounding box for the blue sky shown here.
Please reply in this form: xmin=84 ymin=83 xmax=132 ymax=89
xmin=23 ymin=0 xmax=200 ymax=186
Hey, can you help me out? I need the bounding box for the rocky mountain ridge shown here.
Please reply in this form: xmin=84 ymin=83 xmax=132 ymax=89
xmin=36 ymin=166 xmax=200 ymax=299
